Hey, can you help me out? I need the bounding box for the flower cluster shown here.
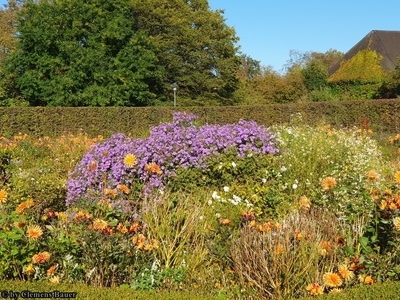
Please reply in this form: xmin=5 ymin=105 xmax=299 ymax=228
xmin=66 ymin=112 xmax=279 ymax=210
xmin=307 ymin=263 xmax=356 ymax=296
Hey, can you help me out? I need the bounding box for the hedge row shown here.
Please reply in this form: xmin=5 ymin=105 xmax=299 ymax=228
xmin=0 ymin=280 xmax=219 ymax=300
xmin=0 ymin=99 xmax=399 ymax=138
xmin=1 ymin=279 xmax=399 ymax=300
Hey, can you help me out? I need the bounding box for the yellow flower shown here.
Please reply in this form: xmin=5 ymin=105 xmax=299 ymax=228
xmin=103 ymin=188 xmax=118 ymax=199
xmin=338 ymin=264 xmax=354 ymax=281
xmin=32 ymin=252 xmax=51 ymax=264
xmin=14 ymin=221 xmax=26 ymax=228
xmin=124 ymin=154 xmax=137 ymax=167
xmin=393 ymin=218 xmax=400 ymax=231
xmin=318 ymin=241 xmax=331 ymax=256
xmin=145 ymin=162 xmax=163 ymax=175
xmin=129 ymin=221 xmax=141 ymax=233
xmin=323 ymin=272 xmax=343 ymax=287
xmin=117 ymin=184 xmax=130 ymax=194
xmin=294 ymin=231 xmax=302 ymax=240
xmin=117 ymin=222 xmax=128 ymax=234
xmin=97 ymin=199 xmax=112 ymax=209
xmin=321 ymin=177 xmax=337 ymax=191
xmin=47 ymin=265 xmax=57 ymax=277
xmin=248 ymin=220 xmax=256 ymax=227
xmin=26 ymin=198 xmax=35 ymax=208
xmin=359 ymin=275 xmax=375 ymax=285
xmin=55 ymin=212 xmax=67 ymax=221
xmin=300 ymin=195 xmax=311 ymax=209
xmin=16 ymin=202 xmax=28 ymax=214
xmin=395 ymin=171 xmax=400 ymax=183
xmin=306 ymin=283 xmax=324 ymax=296
xmin=0 ymin=189 xmax=8 ymax=204
xmin=26 ymin=225 xmax=44 ymax=241
xmin=24 ymin=263 xmax=35 ymax=275
xmin=93 ymin=219 xmax=108 ymax=231
xmin=151 ymin=239 xmax=159 ymax=250
xmin=389 ymin=202 xmax=397 ymax=210
xmin=380 ymin=200 xmax=388 ymax=210
xmin=275 ymin=244 xmax=284 ymax=255
xmin=329 ymin=288 xmax=342 ymax=294
xmin=131 ymin=233 xmax=146 ymax=245
xmin=366 ymin=171 xmax=379 ymax=183
xmin=49 ymin=276 xmax=60 ymax=284
xmin=144 ymin=243 xmax=153 ymax=251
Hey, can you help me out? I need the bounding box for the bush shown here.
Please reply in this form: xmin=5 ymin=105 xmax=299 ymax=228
xmin=66 ymin=112 xmax=279 ymax=211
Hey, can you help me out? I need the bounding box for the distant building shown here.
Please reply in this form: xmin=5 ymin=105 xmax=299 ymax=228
xmin=328 ymin=30 xmax=400 ymax=76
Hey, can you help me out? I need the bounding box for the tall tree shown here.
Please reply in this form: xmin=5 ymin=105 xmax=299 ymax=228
xmin=0 ymin=0 xmax=22 ymax=69
xmin=1 ymin=0 xmax=161 ymax=106
xmin=131 ymin=0 xmax=241 ymax=103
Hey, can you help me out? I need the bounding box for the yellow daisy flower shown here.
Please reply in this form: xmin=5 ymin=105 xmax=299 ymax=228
xmin=124 ymin=154 xmax=137 ymax=167
xmin=321 ymin=177 xmax=337 ymax=191
xmin=26 ymin=225 xmax=44 ymax=241
xmin=0 ymin=189 xmax=7 ymax=204
xmin=395 ymin=171 xmax=400 ymax=183
xmin=323 ymin=272 xmax=343 ymax=287
xmin=338 ymin=264 xmax=354 ymax=281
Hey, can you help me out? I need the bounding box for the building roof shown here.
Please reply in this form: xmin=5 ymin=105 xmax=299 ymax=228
xmin=328 ymin=30 xmax=400 ymax=75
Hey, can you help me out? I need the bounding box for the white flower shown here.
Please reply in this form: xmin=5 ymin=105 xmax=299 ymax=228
xmin=229 ymin=199 xmax=238 ymax=205
xmin=292 ymin=183 xmax=298 ymax=190
xmin=215 ymin=213 xmax=221 ymax=218
xmin=218 ymin=163 xmax=223 ymax=170
xmin=212 ymin=191 xmax=220 ymax=200
xmin=199 ymin=216 xmax=204 ymax=220
xmin=245 ymin=199 xmax=253 ymax=207
xmin=232 ymin=162 xmax=237 ymax=168
xmin=223 ymin=186 xmax=230 ymax=192
xmin=262 ymin=178 xmax=267 ymax=184
xmin=281 ymin=166 xmax=287 ymax=172
xmin=232 ymin=195 xmax=241 ymax=202
xmin=207 ymin=200 xmax=213 ymax=206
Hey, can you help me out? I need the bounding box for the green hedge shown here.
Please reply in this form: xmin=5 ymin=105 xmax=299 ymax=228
xmin=1 ymin=280 xmax=399 ymax=299
xmin=1 ymin=99 xmax=400 ymax=138
xmin=311 ymin=281 xmax=400 ymax=300
xmin=0 ymin=280 xmax=220 ymax=300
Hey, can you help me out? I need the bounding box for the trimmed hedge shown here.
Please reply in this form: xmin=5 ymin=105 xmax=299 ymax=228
xmin=0 ymin=99 xmax=400 ymax=138
xmin=1 ymin=280 xmax=399 ymax=299
xmin=312 ymin=281 xmax=400 ymax=300
xmin=0 ymin=280 xmax=220 ymax=300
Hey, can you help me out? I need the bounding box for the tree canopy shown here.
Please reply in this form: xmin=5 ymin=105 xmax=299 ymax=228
xmin=0 ymin=0 xmax=241 ymax=106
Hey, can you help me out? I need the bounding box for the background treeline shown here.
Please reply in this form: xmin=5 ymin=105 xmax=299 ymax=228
xmin=0 ymin=0 xmax=400 ymax=107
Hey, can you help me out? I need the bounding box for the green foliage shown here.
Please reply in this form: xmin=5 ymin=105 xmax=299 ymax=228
xmin=328 ymin=49 xmax=387 ymax=83
xmin=307 ymin=86 xmax=339 ymax=102
xmin=301 ymin=60 xmax=328 ymax=92
xmin=131 ymin=0 xmax=241 ymax=103
xmin=314 ymin=281 xmax=400 ymax=300
xmin=271 ymin=118 xmax=390 ymax=219
xmin=1 ymin=0 xmax=162 ymax=106
xmin=241 ymin=67 xmax=307 ymax=105
xmin=0 ymin=279 xmax=221 ymax=300
xmin=3 ymin=100 xmax=400 ymax=139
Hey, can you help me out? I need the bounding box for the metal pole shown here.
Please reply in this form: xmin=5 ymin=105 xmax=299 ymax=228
xmin=173 ymin=88 xmax=176 ymax=107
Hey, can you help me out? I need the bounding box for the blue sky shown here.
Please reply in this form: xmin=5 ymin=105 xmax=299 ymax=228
xmin=208 ymin=0 xmax=400 ymax=72
xmin=2 ymin=0 xmax=400 ymax=72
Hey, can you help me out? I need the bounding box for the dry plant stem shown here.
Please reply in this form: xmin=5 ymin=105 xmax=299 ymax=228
xmin=143 ymin=192 xmax=208 ymax=269
xmin=232 ymin=208 xmax=347 ymax=299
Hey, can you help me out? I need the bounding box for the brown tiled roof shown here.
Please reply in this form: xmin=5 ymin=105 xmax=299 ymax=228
xmin=328 ymin=30 xmax=400 ymax=75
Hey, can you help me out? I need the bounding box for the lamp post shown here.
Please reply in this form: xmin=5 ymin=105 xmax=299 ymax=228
xmin=171 ymin=82 xmax=178 ymax=107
